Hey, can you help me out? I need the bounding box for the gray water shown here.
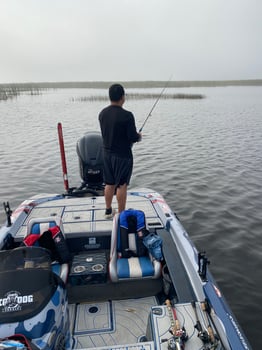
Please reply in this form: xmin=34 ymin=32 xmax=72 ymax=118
xmin=0 ymin=86 xmax=262 ymax=349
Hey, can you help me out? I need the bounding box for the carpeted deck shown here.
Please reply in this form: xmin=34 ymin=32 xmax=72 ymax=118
xmin=70 ymin=296 xmax=157 ymax=349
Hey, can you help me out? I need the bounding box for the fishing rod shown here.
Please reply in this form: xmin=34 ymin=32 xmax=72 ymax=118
xmin=57 ymin=122 xmax=69 ymax=192
xmin=162 ymin=299 xmax=188 ymax=350
xmin=139 ymin=75 xmax=173 ymax=133
xmin=200 ymin=301 xmax=219 ymax=348
xmin=191 ymin=301 xmax=211 ymax=349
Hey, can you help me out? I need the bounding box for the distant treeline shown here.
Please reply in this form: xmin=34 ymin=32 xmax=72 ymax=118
xmin=1 ymin=79 xmax=262 ymax=101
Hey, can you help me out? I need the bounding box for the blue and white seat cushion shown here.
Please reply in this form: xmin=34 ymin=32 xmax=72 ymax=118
xmin=117 ymin=256 xmax=155 ymax=279
xmin=109 ymin=210 xmax=162 ymax=282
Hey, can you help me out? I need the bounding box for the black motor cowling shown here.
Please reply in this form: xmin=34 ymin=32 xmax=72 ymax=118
xmin=76 ymin=132 xmax=104 ymax=190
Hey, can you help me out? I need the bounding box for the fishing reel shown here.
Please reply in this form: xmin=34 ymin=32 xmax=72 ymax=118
xmin=167 ymin=337 xmax=179 ymax=350
xmin=195 ymin=324 xmax=210 ymax=344
xmin=161 ymin=326 xmax=188 ymax=350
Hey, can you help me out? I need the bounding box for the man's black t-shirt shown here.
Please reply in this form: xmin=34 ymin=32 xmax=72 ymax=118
xmin=99 ymin=105 xmax=140 ymax=158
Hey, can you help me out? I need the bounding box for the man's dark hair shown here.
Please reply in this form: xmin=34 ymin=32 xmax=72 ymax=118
xmin=109 ymin=84 xmax=125 ymax=102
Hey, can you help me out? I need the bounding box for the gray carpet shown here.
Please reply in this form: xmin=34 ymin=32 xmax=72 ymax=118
xmin=70 ymin=296 xmax=157 ymax=349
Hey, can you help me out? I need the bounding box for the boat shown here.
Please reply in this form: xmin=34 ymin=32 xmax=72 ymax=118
xmin=0 ymin=126 xmax=252 ymax=350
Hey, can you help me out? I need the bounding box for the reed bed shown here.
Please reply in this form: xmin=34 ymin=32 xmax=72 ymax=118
xmin=0 ymin=85 xmax=42 ymax=100
xmin=0 ymin=86 xmax=20 ymax=100
xmin=71 ymin=92 xmax=205 ymax=102
xmin=1 ymin=79 xmax=261 ymax=101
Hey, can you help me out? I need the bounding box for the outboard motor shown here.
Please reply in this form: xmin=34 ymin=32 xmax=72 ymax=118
xmin=76 ymin=132 xmax=104 ymax=192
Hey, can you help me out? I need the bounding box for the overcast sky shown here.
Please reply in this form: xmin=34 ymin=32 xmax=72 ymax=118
xmin=1 ymin=0 xmax=261 ymax=83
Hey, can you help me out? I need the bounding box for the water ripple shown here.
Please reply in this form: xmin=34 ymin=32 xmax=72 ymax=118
xmin=1 ymin=87 xmax=262 ymax=349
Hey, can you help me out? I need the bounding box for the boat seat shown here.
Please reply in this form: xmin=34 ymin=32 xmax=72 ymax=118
xmin=109 ymin=209 xmax=162 ymax=282
xmin=24 ymin=217 xmax=70 ymax=283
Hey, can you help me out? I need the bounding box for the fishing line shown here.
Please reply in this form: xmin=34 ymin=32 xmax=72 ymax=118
xmin=139 ymin=75 xmax=173 ymax=132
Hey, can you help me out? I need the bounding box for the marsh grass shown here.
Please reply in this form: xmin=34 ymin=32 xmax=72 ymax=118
xmin=0 ymin=84 xmax=42 ymax=100
xmin=71 ymin=92 xmax=205 ymax=102
xmin=1 ymin=79 xmax=261 ymax=101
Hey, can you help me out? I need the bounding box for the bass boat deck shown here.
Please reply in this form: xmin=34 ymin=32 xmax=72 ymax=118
xmin=0 ymin=130 xmax=252 ymax=350
xmin=0 ymin=189 xmax=252 ymax=350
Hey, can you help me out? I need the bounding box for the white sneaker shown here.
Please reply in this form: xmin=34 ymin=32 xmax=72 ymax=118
xmin=104 ymin=208 xmax=116 ymax=219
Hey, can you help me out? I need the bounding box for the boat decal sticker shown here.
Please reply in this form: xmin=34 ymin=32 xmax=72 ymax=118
xmin=213 ymin=284 xmax=222 ymax=298
xmin=1 ymin=291 xmax=33 ymax=313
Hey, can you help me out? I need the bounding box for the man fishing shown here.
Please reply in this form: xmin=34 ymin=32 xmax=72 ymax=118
xmin=99 ymin=84 xmax=142 ymax=219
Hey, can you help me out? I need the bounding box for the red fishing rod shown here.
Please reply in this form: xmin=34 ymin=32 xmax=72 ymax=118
xmin=163 ymin=299 xmax=188 ymax=350
xmin=57 ymin=122 xmax=69 ymax=192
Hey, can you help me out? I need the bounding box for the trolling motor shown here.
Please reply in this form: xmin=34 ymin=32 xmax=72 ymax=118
xmin=198 ymin=251 xmax=210 ymax=281
xmin=3 ymin=202 xmax=12 ymax=227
